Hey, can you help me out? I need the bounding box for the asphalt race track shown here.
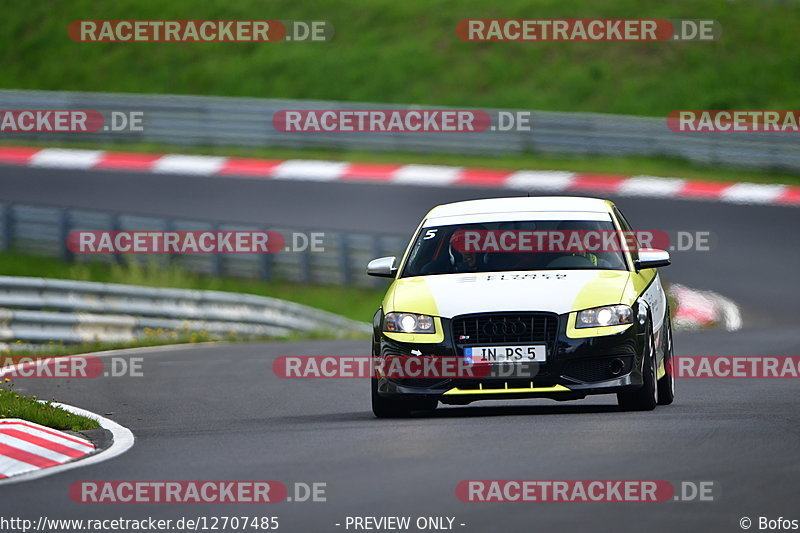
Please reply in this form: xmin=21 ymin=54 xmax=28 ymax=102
xmin=1 ymin=165 xmax=800 ymax=532
xmin=3 ymin=334 xmax=800 ymax=532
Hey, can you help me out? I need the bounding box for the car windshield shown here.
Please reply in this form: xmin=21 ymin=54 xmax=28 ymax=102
xmin=401 ymin=219 xmax=629 ymax=277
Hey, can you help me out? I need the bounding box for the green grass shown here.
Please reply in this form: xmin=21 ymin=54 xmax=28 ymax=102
xmin=3 ymin=138 xmax=799 ymax=186
xmin=0 ymin=380 xmax=100 ymax=431
xmin=1 ymin=1 xmax=798 ymax=116
xmin=0 ymin=251 xmax=386 ymax=323
xmin=2 ymin=334 xmax=238 ymax=360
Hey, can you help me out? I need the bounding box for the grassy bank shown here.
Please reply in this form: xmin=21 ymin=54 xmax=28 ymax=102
xmin=0 ymin=380 xmax=99 ymax=431
xmin=1 ymin=1 xmax=798 ymax=116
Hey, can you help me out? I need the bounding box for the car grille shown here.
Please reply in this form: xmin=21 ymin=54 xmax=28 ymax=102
xmin=452 ymin=312 xmax=559 ymax=349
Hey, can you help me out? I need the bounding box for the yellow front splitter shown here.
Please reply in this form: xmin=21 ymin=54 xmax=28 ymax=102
xmin=443 ymin=383 xmax=571 ymax=396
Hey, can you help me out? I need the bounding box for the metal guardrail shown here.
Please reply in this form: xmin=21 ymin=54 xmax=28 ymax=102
xmin=0 ymin=202 xmax=408 ymax=288
xmin=0 ymin=275 xmax=371 ymax=345
xmin=1 ymin=89 xmax=798 ymax=172
xmin=0 ymin=199 xmax=388 ymax=345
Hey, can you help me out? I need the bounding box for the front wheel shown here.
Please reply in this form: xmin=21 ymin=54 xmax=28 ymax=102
xmin=371 ymin=378 xmax=437 ymax=418
xmin=617 ymin=325 xmax=658 ymax=411
xmin=657 ymin=319 xmax=675 ymax=405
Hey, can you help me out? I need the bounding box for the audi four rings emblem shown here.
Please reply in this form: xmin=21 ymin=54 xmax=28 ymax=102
xmin=482 ymin=320 xmax=528 ymax=336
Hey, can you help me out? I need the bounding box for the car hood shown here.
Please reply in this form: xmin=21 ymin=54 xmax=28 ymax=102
xmin=386 ymin=270 xmax=631 ymax=318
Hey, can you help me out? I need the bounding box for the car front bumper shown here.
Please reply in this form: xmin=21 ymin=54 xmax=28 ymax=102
xmin=372 ymin=309 xmax=648 ymax=404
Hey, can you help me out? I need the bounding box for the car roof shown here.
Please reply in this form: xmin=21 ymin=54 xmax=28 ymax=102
xmin=425 ymin=196 xmax=615 ymax=220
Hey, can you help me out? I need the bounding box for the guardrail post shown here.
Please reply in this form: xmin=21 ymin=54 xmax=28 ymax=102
xmin=59 ymin=208 xmax=73 ymax=262
xmin=301 ymin=243 xmax=312 ymax=284
xmin=371 ymin=234 xmax=383 ymax=287
xmin=212 ymin=223 xmax=223 ymax=277
xmin=259 ymin=228 xmax=273 ymax=280
xmin=111 ymin=214 xmax=123 ymax=265
xmin=338 ymin=233 xmax=352 ymax=285
xmin=371 ymin=234 xmax=382 ymax=261
xmin=1 ymin=203 xmax=13 ymax=252
xmin=163 ymin=218 xmax=175 ymax=270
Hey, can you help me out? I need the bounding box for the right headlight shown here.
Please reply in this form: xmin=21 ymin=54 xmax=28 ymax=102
xmin=575 ymin=304 xmax=633 ymax=328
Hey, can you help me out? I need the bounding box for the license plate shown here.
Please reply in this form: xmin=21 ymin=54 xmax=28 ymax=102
xmin=465 ymin=345 xmax=546 ymax=363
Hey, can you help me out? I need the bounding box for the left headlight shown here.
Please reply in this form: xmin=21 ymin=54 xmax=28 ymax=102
xmin=576 ymin=305 xmax=633 ymax=328
xmin=383 ymin=312 xmax=436 ymax=334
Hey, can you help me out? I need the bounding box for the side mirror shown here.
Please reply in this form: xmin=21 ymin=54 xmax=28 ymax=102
xmin=367 ymin=256 xmax=398 ymax=278
xmin=634 ymin=249 xmax=671 ymax=270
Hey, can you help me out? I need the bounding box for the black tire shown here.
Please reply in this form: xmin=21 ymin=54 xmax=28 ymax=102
xmin=657 ymin=318 xmax=675 ymax=405
xmin=371 ymin=378 xmax=437 ymax=418
xmin=617 ymin=324 xmax=658 ymax=411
